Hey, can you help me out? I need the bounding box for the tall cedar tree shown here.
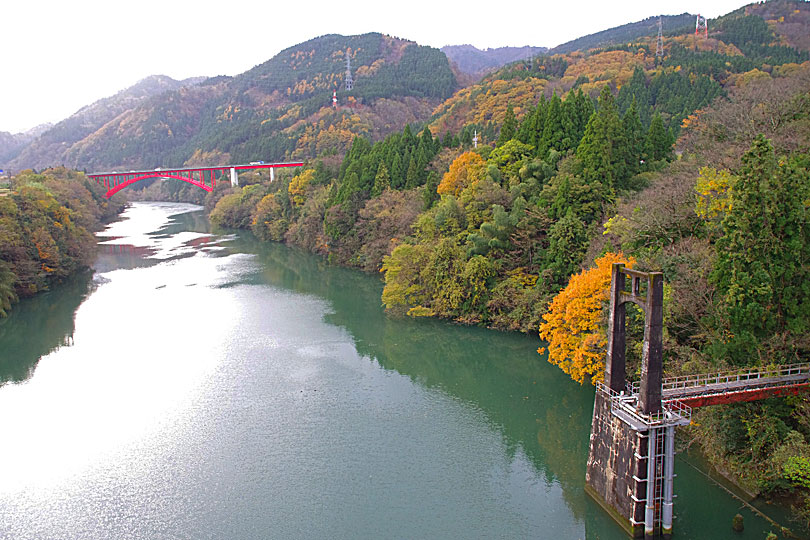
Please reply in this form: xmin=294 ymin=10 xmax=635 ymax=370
xmin=497 ymin=105 xmax=517 ymax=146
xmin=713 ymin=135 xmax=810 ymax=364
xmin=645 ymin=112 xmax=672 ymax=162
xmin=622 ymin=98 xmax=645 ymax=177
xmin=539 ymin=93 xmax=565 ymax=158
xmin=577 ymin=85 xmax=627 ymax=189
xmin=516 ymin=95 xmax=547 ymax=149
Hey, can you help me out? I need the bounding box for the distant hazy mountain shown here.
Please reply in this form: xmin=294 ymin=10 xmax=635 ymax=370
xmin=9 ymin=33 xmax=457 ymax=172
xmin=442 ymin=45 xmax=548 ymax=77
xmin=0 ymin=123 xmax=54 ymax=167
xmin=9 ymin=75 xmax=205 ymax=171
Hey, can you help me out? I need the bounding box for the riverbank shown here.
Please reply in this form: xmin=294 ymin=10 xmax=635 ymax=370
xmin=0 ymin=167 xmax=125 ymax=318
xmin=0 ymin=202 xmax=791 ymax=538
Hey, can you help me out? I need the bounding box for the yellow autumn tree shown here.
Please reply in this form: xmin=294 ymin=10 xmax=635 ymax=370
xmin=539 ymin=252 xmax=635 ymax=385
xmin=288 ymin=169 xmax=316 ymax=206
xmin=437 ymin=151 xmax=486 ymax=197
xmin=695 ymin=166 xmax=736 ymax=224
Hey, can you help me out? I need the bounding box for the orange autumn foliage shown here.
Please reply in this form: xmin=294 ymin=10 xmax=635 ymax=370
xmin=436 ymin=151 xmax=486 ymax=197
xmin=538 ymin=252 xmax=635 ymax=385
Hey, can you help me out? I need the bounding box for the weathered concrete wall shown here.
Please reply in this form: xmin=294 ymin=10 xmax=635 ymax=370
xmin=585 ymin=391 xmax=647 ymax=538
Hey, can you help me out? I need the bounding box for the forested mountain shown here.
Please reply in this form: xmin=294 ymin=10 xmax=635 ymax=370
xmin=195 ymin=2 xmax=810 ymax=524
xmin=7 ymin=76 xmax=204 ymax=171
xmin=442 ymin=45 xmax=548 ymax=76
xmin=550 ymin=13 xmax=696 ymax=54
xmin=9 ymin=33 xmax=457 ymax=174
xmin=5 ymin=0 xmax=810 ymax=527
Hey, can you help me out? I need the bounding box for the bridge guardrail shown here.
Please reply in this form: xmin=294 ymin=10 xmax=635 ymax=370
xmin=629 ymin=362 xmax=810 ymax=394
xmin=597 ymin=382 xmax=692 ymax=428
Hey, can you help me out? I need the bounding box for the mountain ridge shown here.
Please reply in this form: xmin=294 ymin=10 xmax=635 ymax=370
xmin=441 ymin=45 xmax=548 ymax=76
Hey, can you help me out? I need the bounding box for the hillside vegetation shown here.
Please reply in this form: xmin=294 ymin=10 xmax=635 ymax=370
xmin=197 ymin=1 xmax=810 ymax=526
xmin=0 ymin=168 xmax=125 ymax=316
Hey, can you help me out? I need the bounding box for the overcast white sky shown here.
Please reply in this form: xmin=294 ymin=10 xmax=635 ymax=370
xmin=0 ymin=0 xmax=750 ymax=134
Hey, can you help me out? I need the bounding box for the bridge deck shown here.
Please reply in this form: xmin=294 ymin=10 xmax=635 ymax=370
xmin=628 ymin=362 xmax=810 ymax=408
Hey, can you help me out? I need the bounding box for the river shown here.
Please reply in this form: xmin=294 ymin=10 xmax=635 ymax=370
xmin=0 ymin=202 xmax=791 ymax=539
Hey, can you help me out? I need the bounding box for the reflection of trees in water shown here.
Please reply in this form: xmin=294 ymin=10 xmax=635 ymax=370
xmin=228 ymin=233 xmax=601 ymax=523
xmin=0 ymin=271 xmax=94 ymax=385
xmin=165 ymin=209 xmax=211 ymax=235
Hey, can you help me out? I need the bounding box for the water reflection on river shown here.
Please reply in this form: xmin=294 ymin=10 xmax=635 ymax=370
xmin=0 ymin=202 xmax=786 ymax=539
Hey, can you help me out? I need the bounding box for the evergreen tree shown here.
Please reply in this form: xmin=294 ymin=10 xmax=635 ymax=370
xmin=371 ymin=162 xmax=390 ymax=197
xmin=577 ymin=85 xmax=626 ymax=189
xmin=539 ymin=93 xmax=564 ymax=158
xmin=516 ymin=102 xmax=536 ymax=145
xmin=497 ymin=105 xmax=517 ymax=146
xmin=617 ymin=66 xmax=651 ymax=126
xmin=390 ymin=153 xmax=403 ymax=188
xmin=645 ymin=112 xmax=672 ymax=162
xmin=622 ymin=97 xmax=645 ymax=178
xmin=467 ymin=204 xmax=516 ymax=257
xmin=569 ymin=89 xmax=594 ymax=145
xmin=713 ymin=135 xmax=810 ymax=363
xmin=405 ymin=157 xmax=421 ymax=189
xmin=544 ymin=208 xmax=588 ymax=283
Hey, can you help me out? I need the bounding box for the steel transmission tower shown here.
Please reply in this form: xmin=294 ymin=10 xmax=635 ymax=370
xmin=695 ymin=14 xmax=708 ymax=38
xmin=345 ymin=50 xmax=353 ymax=91
xmin=656 ymin=17 xmax=664 ymax=58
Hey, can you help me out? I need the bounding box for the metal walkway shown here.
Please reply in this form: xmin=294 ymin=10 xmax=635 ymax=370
xmin=631 ymin=362 xmax=810 ymax=407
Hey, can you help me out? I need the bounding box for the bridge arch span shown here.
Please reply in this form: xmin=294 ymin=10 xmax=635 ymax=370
xmin=87 ymin=162 xmax=305 ymax=199
xmin=105 ymin=173 xmax=212 ymax=198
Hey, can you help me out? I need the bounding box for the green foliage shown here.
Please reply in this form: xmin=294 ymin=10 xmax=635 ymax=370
xmin=645 ymin=113 xmax=673 ymax=162
xmin=468 ymin=204 xmax=516 ymax=257
xmin=712 ymin=135 xmax=810 ymax=364
xmin=335 ymin=125 xmax=440 ymax=206
xmin=496 ymin=105 xmax=517 ymax=146
xmin=578 ymin=85 xmax=628 ymax=190
xmin=784 ymin=455 xmax=810 ymax=489
xmin=0 ymin=168 xmax=122 ymax=315
xmin=210 ymin=184 xmax=268 ymax=228
xmin=0 ymin=260 xmax=17 ymax=317
xmin=544 ymin=208 xmax=589 ymax=284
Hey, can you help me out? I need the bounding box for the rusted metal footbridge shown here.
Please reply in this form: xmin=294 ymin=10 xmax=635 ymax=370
xmin=87 ymin=161 xmax=304 ymax=198
xmin=586 ymin=264 xmax=810 ymax=539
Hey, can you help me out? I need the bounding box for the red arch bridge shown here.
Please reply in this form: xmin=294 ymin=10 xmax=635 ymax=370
xmin=87 ymin=161 xmax=304 ymax=199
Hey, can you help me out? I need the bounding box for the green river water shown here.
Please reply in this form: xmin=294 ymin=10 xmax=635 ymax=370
xmin=0 ymin=202 xmax=796 ymax=539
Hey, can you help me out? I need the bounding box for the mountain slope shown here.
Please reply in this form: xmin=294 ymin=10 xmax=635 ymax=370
xmin=430 ymin=1 xmax=809 ymax=144
xmin=550 ymin=14 xmax=695 ymax=54
xmin=9 ymin=75 xmax=204 ymax=171
xmin=12 ymin=33 xmax=457 ymax=172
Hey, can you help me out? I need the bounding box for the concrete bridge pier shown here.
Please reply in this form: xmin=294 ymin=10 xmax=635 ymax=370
xmin=230 ymin=167 xmax=239 ymax=187
xmin=586 ymin=264 xmax=686 ymax=539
